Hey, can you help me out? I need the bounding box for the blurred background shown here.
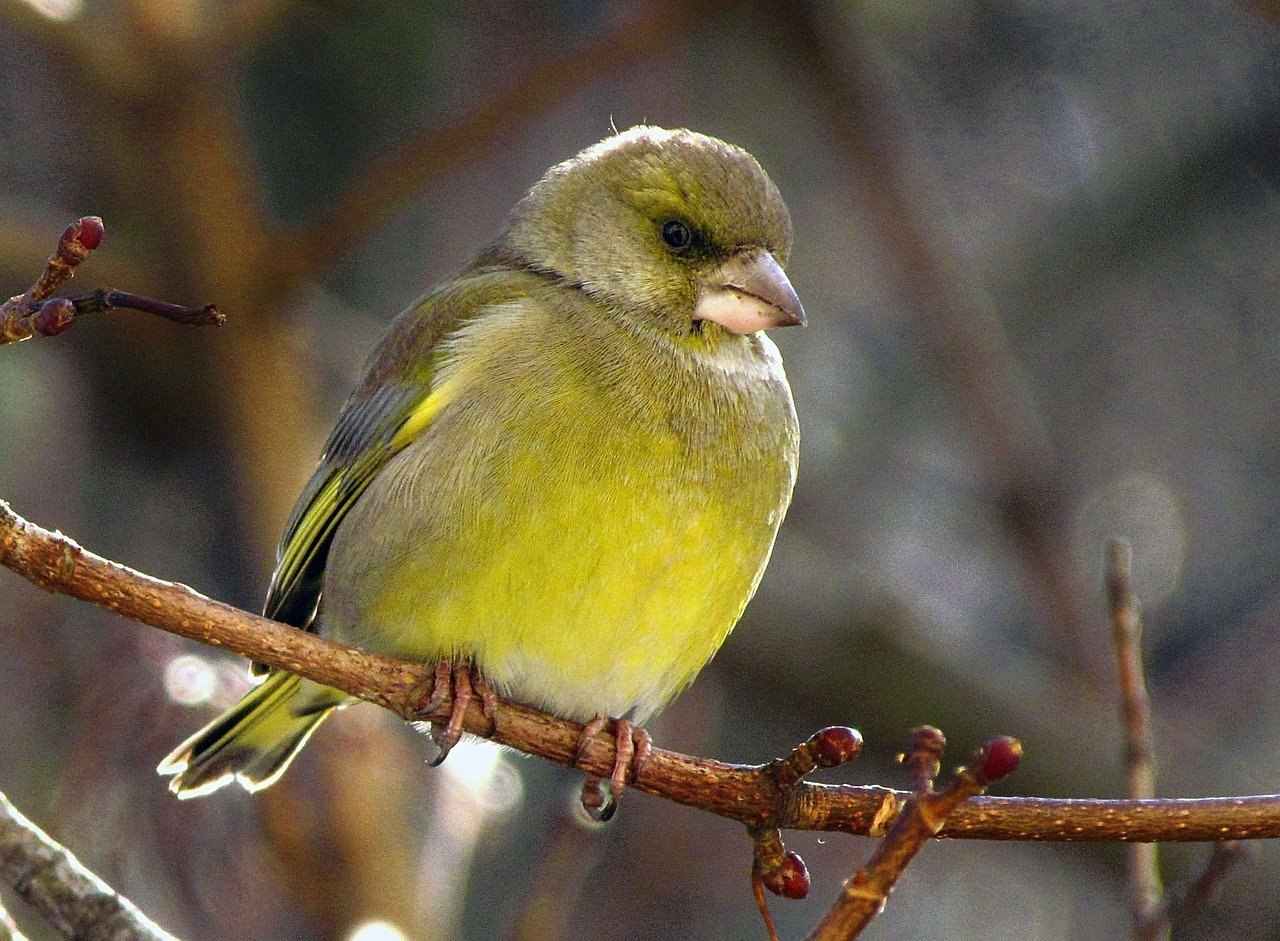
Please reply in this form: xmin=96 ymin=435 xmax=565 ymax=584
xmin=3 ymin=0 xmax=1280 ymax=938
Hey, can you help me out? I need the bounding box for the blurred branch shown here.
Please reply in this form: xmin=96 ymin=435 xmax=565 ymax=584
xmin=1108 ymin=541 xmax=1243 ymax=939
xmin=768 ymin=0 xmax=1094 ymax=671
xmin=0 ymin=790 xmax=179 ymax=941
xmin=807 ymin=733 xmax=1022 ymax=940
xmin=1107 ymin=540 xmax=1167 ymax=941
xmin=273 ymin=0 xmax=690 ymax=283
xmin=5 ymin=499 xmax=1280 ymax=844
xmin=1166 ymin=842 xmax=1249 ymax=925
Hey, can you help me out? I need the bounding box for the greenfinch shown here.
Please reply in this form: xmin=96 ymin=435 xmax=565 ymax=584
xmin=159 ymin=126 xmax=804 ymax=808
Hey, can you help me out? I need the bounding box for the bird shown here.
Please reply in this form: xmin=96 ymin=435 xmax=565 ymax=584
xmin=159 ymin=126 xmax=804 ymax=816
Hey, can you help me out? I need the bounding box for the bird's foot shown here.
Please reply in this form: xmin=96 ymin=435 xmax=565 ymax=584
xmin=418 ymin=661 xmax=498 ymax=766
xmin=574 ymin=716 xmax=652 ymax=822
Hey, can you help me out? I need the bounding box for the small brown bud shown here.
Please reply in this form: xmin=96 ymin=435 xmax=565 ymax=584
xmin=58 ymin=217 xmax=103 ymax=263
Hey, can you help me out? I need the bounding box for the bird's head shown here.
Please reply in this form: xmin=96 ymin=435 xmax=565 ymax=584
xmin=499 ymin=126 xmax=804 ymax=342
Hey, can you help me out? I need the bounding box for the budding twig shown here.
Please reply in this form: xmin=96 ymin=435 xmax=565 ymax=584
xmin=751 ymin=727 xmax=863 ymax=939
xmin=0 ymin=218 xmax=221 ymax=345
xmin=807 ymin=735 xmax=1022 ymax=941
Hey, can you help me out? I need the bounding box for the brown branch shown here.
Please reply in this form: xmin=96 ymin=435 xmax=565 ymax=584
xmin=1107 ymin=539 xmax=1167 ymax=941
xmin=808 ymin=736 xmax=1023 ymax=940
xmin=0 ymin=791 xmax=179 ymax=941
xmin=66 ymin=289 xmax=223 ymax=327
xmin=5 ymin=500 xmax=1280 ymax=844
xmin=750 ymin=727 xmax=864 ymax=938
xmin=1108 ymin=541 xmax=1244 ymax=938
xmin=272 ymin=0 xmax=690 ymax=284
xmin=0 ymin=219 xmax=221 ymax=344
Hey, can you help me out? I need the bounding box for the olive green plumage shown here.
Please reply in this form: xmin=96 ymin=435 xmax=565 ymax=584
xmin=160 ymin=126 xmax=803 ymax=797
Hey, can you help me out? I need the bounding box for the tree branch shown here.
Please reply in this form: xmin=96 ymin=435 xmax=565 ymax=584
xmin=1108 ymin=540 xmax=1167 ymax=941
xmin=0 ymin=791 xmax=178 ymax=941
xmin=0 ymin=218 xmax=221 ymax=344
xmin=0 ymin=895 xmax=29 ymax=941
xmin=808 ymin=734 xmax=1023 ymax=940
xmin=4 ymin=498 xmax=1280 ymax=843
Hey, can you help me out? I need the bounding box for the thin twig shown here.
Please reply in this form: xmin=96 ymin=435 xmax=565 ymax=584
xmin=807 ymin=737 xmax=1023 ymax=940
xmin=0 ymin=791 xmax=178 ymax=941
xmin=0 ymin=220 xmax=220 ymax=345
xmin=1107 ymin=539 xmax=1166 ymax=941
xmin=1166 ymin=842 xmax=1248 ymax=924
xmin=68 ymin=289 xmax=223 ymax=327
xmin=4 ymin=499 xmax=1280 ymax=843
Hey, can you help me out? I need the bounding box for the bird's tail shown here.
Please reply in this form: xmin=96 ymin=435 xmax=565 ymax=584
xmin=158 ymin=672 xmax=342 ymax=798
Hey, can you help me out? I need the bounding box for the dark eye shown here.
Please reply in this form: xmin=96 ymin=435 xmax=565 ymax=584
xmin=661 ymin=220 xmax=692 ymax=250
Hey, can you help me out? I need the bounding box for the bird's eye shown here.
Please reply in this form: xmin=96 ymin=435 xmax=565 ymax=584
xmin=661 ymin=220 xmax=693 ymax=251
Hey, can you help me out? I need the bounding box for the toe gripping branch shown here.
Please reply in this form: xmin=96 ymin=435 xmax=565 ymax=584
xmin=415 ymin=662 xmax=499 ymax=765
xmin=575 ymin=717 xmax=652 ymax=823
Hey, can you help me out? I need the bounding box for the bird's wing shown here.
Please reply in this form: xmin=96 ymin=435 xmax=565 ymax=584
xmin=262 ymin=377 xmax=448 ymax=630
xmin=259 ymin=268 xmax=534 ymax=646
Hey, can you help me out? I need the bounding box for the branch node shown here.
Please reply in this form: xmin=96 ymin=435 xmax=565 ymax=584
xmin=896 ymin=725 xmax=946 ymax=792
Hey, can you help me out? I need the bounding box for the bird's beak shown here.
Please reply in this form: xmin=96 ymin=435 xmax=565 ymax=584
xmin=694 ymin=249 xmax=806 ymax=335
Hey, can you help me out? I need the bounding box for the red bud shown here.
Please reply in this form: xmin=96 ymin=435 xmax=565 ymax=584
xmin=75 ymin=216 xmax=104 ymax=250
xmin=763 ymin=851 xmax=810 ymax=900
xmin=812 ymin=726 xmax=863 ymax=767
xmin=977 ymin=736 xmax=1022 ymax=783
xmin=34 ymin=298 xmax=76 ymax=336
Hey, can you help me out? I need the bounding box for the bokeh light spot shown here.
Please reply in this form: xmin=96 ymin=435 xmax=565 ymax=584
xmin=20 ymin=0 xmax=81 ymax=21
xmin=163 ymin=654 xmax=217 ymax=707
xmin=440 ymin=739 xmax=523 ymax=816
xmin=347 ymin=921 xmax=408 ymax=941
xmin=1072 ymin=472 xmax=1186 ymax=609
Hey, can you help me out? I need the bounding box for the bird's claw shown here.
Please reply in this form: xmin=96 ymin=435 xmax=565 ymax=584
xmin=575 ymin=716 xmax=651 ymax=822
xmin=420 ymin=661 xmax=498 ymax=766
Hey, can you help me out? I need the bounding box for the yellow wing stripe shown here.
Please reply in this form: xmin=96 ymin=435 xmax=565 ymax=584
xmin=390 ymin=379 xmax=453 ymax=451
xmin=270 ymin=381 xmax=456 ymax=615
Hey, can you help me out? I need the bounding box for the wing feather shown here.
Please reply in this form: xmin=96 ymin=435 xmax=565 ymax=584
xmin=257 ymin=267 xmax=539 ymax=651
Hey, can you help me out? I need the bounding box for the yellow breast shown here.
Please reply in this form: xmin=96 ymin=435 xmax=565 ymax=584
xmin=325 ymin=295 xmax=797 ymax=723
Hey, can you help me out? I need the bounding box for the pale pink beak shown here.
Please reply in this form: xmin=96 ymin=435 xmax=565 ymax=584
xmin=694 ymin=249 xmax=806 ymax=335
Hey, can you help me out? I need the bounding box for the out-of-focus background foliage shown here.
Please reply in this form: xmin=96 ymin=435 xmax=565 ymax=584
xmin=3 ymin=0 xmax=1280 ymax=938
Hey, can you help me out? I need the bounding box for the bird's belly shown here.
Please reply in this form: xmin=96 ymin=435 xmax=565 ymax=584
xmin=331 ymin=432 xmax=782 ymax=723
